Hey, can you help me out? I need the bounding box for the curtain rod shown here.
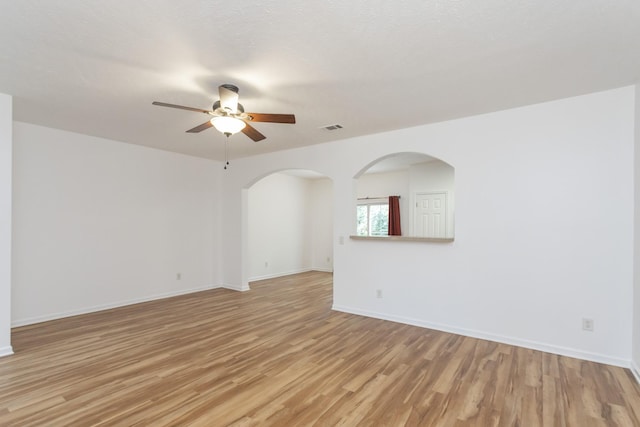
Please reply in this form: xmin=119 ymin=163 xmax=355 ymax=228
xmin=357 ymin=195 xmax=401 ymax=200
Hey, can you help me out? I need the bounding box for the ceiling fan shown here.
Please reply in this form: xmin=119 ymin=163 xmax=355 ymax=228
xmin=152 ymin=84 xmax=295 ymax=142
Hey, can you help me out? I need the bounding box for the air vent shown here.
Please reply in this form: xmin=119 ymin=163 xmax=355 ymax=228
xmin=320 ymin=124 xmax=343 ymax=131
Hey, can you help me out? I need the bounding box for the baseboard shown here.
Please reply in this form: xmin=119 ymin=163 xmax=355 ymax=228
xmin=332 ymin=304 xmax=629 ymax=368
xmin=311 ymin=267 xmax=333 ymax=273
xmin=12 ymin=284 xmax=220 ymax=327
xmin=249 ymin=268 xmax=313 ymax=282
xmin=0 ymin=346 xmax=14 ymax=358
xmin=220 ymin=283 xmax=251 ymax=292
xmin=632 ymin=360 xmax=640 ymax=385
xmin=228 ymin=269 xmax=331 ymax=291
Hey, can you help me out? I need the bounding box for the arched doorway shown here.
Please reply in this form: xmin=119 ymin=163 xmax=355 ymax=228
xmin=245 ymin=169 xmax=334 ymax=284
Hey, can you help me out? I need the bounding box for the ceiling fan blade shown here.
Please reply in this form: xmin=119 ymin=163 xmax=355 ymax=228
xmin=186 ymin=120 xmax=213 ymax=133
xmin=152 ymin=101 xmax=211 ymax=114
xmin=241 ymin=122 xmax=266 ymax=142
xmin=219 ymin=85 xmax=239 ymax=113
xmin=245 ymin=113 xmax=296 ymax=124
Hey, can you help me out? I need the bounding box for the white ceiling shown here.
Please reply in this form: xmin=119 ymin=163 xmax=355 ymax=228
xmin=1 ymin=1 xmax=639 ymax=161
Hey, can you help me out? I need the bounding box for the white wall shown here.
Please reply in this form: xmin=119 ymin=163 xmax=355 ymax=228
xmin=248 ymin=173 xmax=311 ymax=280
xmin=358 ymin=170 xmax=410 ymax=200
xmin=310 ymin=178 xmax=334 ymax=272
xmin=633 ymin=83 xmax=640 ymax=380
xmin=0 ymin=94 xmax=12 ymax=356
xmin=248 ymin=173 xmax=333 ymax=280
xmin=11 ymin=123 xmax=219 ymax=326
xmin=221 ymin=86 xmax=635 ymax=367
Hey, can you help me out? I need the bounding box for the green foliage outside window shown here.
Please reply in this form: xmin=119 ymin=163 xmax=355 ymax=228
xmin=356 ymin=203 xmax=388 ymax=236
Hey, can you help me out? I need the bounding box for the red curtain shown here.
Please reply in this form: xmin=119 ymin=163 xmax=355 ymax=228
xmin=388 ymin=196 xmax=401 ymax=236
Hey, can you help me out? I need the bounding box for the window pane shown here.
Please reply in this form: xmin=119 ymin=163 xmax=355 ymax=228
xmin=356 ymin=205 xmax=369 ymax=236
xmin=369 ymin=204 xmax=389 ymax=236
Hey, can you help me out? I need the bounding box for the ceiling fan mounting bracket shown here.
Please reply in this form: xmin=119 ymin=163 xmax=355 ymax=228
xmin=220 ymin=84 xmax=239 ymax=94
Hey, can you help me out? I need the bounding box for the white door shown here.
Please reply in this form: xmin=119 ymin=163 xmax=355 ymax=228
xmin=414 ymin=192 xmax=447 ymax=238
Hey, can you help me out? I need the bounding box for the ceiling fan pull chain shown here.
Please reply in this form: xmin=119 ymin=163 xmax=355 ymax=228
xmin=224 ymin=136 xmax=230 ymax=170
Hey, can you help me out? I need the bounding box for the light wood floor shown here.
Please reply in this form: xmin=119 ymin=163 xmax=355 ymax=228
xmin=1 ymin=272 xmax=640 ymax=426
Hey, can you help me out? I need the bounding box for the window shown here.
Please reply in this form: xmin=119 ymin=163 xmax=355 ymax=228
xmin=357 ymin=199 xmax=389 ymax=236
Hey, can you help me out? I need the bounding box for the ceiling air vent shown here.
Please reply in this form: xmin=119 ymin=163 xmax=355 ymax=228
xmin=320 ymin=124 xmax=343 ymax=131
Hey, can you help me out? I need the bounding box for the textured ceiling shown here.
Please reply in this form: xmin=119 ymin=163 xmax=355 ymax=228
xmin=1 ymin=1 xmax=639 ymax=161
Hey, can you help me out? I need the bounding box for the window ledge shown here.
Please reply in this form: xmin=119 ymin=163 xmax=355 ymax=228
xmin=349 ymin=235 xmax=454 ymax=243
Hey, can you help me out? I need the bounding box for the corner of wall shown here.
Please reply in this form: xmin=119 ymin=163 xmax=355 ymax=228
xmin=0 ymin=93 xmax=12 ymax=356
xmin=221 ymin=283 xmax=251 ymax=292
xmin=633 ymin=83 xmax=640 ymax=382
xmin=632 ymin=360 xmax=640 ymax=385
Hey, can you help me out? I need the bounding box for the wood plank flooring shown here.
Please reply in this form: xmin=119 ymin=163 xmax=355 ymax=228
xmin=1 ymin=271 xmax=640 ymax=426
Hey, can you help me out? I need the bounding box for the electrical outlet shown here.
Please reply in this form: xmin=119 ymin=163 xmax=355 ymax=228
xmin=265 ymin=261 xmax=269 ymax=268
xmin=176 ymin=273 xmax=181 ymax=280
xmin=326 ymin=256 xmax=331 ymax=263
xmin=582 ymin=318 xmax=594 ymax=332
xmin=376 ymin=289 xmax=383 ymax=298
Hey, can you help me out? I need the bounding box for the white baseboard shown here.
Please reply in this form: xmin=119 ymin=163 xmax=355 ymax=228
xmin=0 ymin=346 xmax=14 ymax=358
xmin=248 ymin=268 xmax=313 ymax=282
xmin=332 ymin=304 xmax=629 ymax=368
xmin=12 ymin=284 xmax=220 ymax=327
xmin=311 ymin=267 xmax=333 ymax=273
xmin=231 ymin=269 xmax=332 ymax=291
xmin=220 ymin=283 xmax=251 ymax=292
xmin=11 ymin=271 xmax=331 ymax=328
xmin=632 ymin=360 xmax=640 ymax=385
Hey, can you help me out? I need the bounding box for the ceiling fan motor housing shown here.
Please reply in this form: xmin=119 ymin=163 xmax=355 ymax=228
xmin=212 ymin=100 xmax=244 ymax=113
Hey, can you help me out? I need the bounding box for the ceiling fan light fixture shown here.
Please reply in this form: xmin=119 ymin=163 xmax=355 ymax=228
xmin=210 ymin=116 xmax=246 ymax=135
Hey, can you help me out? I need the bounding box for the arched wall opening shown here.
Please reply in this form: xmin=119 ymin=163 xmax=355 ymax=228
xmin=354 ymin=152 xmax=455 ymax=239
xmin=243 ymin=168 xmax=334 ymax=289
